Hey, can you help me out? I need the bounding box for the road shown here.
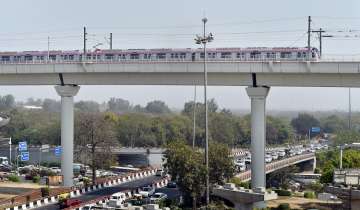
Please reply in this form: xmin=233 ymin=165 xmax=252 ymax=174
xmin=34 ymin=175 xmax=163 ymax=210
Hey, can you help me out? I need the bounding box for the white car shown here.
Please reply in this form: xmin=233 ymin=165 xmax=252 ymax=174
xmin=107 ymin=192 xmax=126 ymax=207
xmin=139 ymin=186 xmax=155 ymax=197
xmin=150 ymin=192 xmax=167 ymax=203
xmin=271 ymin=152 xmax=278 ymax=160
xmin=50 ymin=167 xmax=61 ymax=174
xmin=265 ymin=155 xmax=272 ymax=163
xmin=277 ymin=150 xmax=286 ymax=158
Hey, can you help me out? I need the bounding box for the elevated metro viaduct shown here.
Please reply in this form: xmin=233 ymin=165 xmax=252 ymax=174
xmin=0 ymin=60 xmax=359 ymax=187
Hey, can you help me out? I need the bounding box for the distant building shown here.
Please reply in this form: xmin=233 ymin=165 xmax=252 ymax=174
xmin=334 ymin=169 xmax=360 ymax=185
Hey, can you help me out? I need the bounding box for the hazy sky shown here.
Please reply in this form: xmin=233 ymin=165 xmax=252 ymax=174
xmin=1 ymin=0 xmax=360 ymax=111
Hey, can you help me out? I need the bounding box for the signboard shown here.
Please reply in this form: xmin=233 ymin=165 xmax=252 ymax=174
xmin=20 ymin=152 xmax=29 ymax=161
xmin=18 ymin=141 xmax=27 ymax=151
xmin=41 ymin=144 xmax=50 ymax=152
xmin=311 ymin=127 xmax=321 ymax=133
xmin=55 ymin=146 xmax=62 ymax=157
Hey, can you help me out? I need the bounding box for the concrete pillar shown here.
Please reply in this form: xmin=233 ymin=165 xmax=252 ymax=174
xmin=313 ymin=157 xmax=317 ymax=172
xmin=55 ymin=85 xmax=80 ymax=187
xmin=246 ymin=86 xmax=269 ymax=189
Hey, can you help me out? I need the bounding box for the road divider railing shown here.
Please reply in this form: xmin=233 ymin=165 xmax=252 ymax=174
xmin=64 ymin=176 xmax=170 ymax=210
xmin=3 ymin=168 xmax=158 ymax=210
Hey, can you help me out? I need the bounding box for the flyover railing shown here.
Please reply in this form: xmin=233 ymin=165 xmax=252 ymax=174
xmin=235 ymin=153 xmax=315 ymax=182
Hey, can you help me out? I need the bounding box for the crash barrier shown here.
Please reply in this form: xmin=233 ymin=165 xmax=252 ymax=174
xmin=64 ymin=177 xmax=170 ymax=210
xmin=235 ymin=153 xmax=315 ymax=181
xmin=3 ymin=168 xmax=157 ymax=210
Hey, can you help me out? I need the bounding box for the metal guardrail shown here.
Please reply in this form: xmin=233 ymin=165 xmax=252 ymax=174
xmin=235 ymin=153 xmax=315 ymax=181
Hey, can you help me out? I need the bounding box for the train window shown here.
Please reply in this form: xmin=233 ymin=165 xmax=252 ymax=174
xmin=200 ymin=53 xmax=204 ymax=58
xmin=14 ymin=56 xmax=21 ymax=61
xmin=221 ymin=52 xmax=232 ymax=59
xmin=250 ymin=51 xmax=261 ymax=59
xmin=180 ymin=53 xmax=186 ymax=58
xmin=130 ymin=53 xmax=139 ymax=59
xmin=87 ymin=54 xmax=92 ymax=60
xmin=36 ymin=56 xmax=44 ymax=60
xmin=208 ymin=53 xmax=216 ymax=59
xmin=1 ymin=56 xmax=10 ymax=61
xmin=105 ymin=54 xmax=114 ymax=60
xmin=143 ymin=54 xmax=151 ymax=59
xmin=24 ymin=55 xmax=33 ymax=61
xmin=69 ymin=55 xmax=74 ymax=60
xmin=49 ymin=55 xmax=56 ymax=60
xmin=156 ymin=53 xmax=166 ymax=59
xmin=297 ymin=52 xmax=302 ymax=58
xmin=280 ymin=52 xmax=292 ymax=58
xmin=266 ymin=52 xmax=275 ymax=59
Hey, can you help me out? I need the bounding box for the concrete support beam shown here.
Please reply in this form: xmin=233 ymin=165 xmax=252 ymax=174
xmin=246 ymin=86 xmax=269 ymax=209
xmin=55 ymin=85 xmax=80 ymax=187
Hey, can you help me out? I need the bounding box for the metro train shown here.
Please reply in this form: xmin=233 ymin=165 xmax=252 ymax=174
xmin=0 ymin=47 xmax=319 ymax=62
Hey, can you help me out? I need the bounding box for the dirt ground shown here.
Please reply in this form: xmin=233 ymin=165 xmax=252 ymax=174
xmin=0 ymin=181 xmax=46 ymax=189
xmin=267 ymin=196 xmax=342 ymax=209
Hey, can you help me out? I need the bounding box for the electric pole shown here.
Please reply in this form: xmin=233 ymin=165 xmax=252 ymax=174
xmin=307 ymin=16 xmax=312 ymax=60
xmin=192 ymin=85 xmax=197 ymax=148
xmin=83 ymin=27 xmax=87 ymax=60
xmin=110 ymin=33 xmax=113 ymax=50
xmin=349 ymin=88 xmax=352 ymax=130
xmin=312 ymin=28 xmax=333 ymax=58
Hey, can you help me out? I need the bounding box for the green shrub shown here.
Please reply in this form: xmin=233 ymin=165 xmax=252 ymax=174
xmin=274 ymin=189 xmax=291 ymax=196
xmin=304 ymin=191 xmax=316 ymax=199
xmin=41 ymin=187 xmax=50 ymax=197
xmin=314 ymin=167 xmax=320 ymax=174
xmin=32 ymin=176 xmax=40 ymax=183
xmin=277 ymin=203 xmax=291 ymax=210
xmin=8 ymin=174 xmax=20 ymax=182
xmin=229 ymin=177 xmax=250 ymax=189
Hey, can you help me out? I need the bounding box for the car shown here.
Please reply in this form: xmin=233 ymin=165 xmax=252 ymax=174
xmin=107 ymin=192 xmax=127 ymax=207
xmin=150 ymin=192 xmax=168 ymax=203
xmin=50 ymin=167 xmax=61 ymax=174
xmin=59 ymin=198 xmax=82 ymax=209
xmin=236 ymin=164 xmax=246 ymax=172
xmin=271 ymin=152 xmax=278 ymax=160
xmin=155 ymin=169 xmax=165 ymax=177
xmin=245 ymin=156 xmax=251 ymax=164
xmin=82 ymin=204 xmax=96 ymax=210
xmin=277 ymin=150 xmax=286 ymax=158
xmin=167 ymin=181 xmax=177 ymax=188
xmin=265 ymin=155 xmax=272 ymax=163
xmin=139 ymin=186 xmax=155 ymax=197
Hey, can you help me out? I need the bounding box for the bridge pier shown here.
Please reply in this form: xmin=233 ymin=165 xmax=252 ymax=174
xmin=55 ymin=85 xmax=80 ymax=187
xmin=246 ymin=86 xmax=269 ymax=208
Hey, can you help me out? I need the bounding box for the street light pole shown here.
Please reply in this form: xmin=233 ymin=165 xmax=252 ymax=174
xmin=9 ymin=137 xmax=11 ymax=165
xmin=195 ymin=17 xmax=213 ymax=206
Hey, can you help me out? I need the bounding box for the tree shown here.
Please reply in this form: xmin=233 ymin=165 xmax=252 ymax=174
xmin=209 ymin=143 xmax=235 ymax=185
xmin=164 ymin=141 xmax=206 ymax=209
xmin=145 ymin=100 xmax=171 ymax=114
xmin=107 ymin=98 xmax=131 ymax=113
xmin=320 ymin=115 xmax=347 ymax=133
xmin=75 ymin=100 xmax=100 ymax=112
xmin=75 ymin=112 xmax=118 ymax=184
xmin=291 ymin=113 xmax=320 ymax=136
xmin=42 ymin=99 xmax=61 ymax=112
